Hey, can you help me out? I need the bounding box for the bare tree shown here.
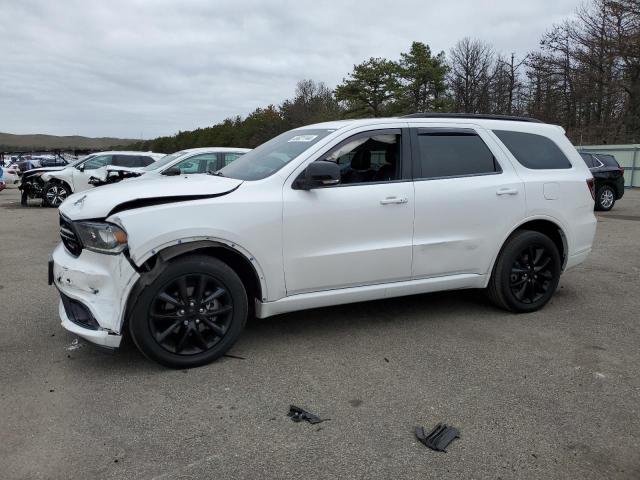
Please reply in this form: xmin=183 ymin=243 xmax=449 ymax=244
xmin=449 ymin=38 xmax=495 ymax=113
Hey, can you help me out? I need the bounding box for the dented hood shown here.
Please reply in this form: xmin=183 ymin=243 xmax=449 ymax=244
xmin=59 ymin=174 xmax=243 ymax=220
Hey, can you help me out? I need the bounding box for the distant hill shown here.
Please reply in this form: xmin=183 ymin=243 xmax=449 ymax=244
xmin=0 ymin=132 xmax=138 ymax=151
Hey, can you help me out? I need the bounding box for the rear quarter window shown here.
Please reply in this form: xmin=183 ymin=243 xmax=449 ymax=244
xmin=494 ymin=130 xmax=572 ymax=170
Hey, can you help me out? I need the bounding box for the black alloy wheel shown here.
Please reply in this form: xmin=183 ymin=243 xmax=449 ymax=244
xmin=508 ymin=244 xmax=554 ymax=304
xmin=129 ymin=255 xmax=248 ymax=368
xmin=149 ymin=273 xmax=233 ymax=355
xmin=487 ymin=230 xmax=561 ymax=312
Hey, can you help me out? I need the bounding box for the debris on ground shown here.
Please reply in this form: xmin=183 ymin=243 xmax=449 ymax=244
xmin=288 ymin=405 xmax=328 ymax=424
xmin=415 ymin=423 xmax=460 ymax=452
xmin=65 ymin=338 xmax=83 ymax=351
xmin=223 ymin=353 xmax=246 ymax=360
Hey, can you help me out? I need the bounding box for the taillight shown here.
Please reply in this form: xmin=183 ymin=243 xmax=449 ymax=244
xmin=586 ymin=178 xmax=595 ymax=200
xmin=619 ymin=166 xmax=625 ymax=174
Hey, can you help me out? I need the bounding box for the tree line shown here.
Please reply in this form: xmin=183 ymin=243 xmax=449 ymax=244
xmin=127 ymin=0 xmax=640 ymax=153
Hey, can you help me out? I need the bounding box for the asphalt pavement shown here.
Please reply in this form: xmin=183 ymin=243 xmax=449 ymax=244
xmin=1 ymin=186 xmax=639 ymax=479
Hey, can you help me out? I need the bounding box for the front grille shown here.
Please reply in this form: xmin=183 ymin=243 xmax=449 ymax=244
xmin=59 ymin=215 xmax=82 ymax=257
xmin=60 ymin=293 xmax=99 ymax=330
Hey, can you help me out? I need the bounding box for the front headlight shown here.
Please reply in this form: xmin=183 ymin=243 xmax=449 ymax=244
xmin=74 ymin=222 xmax=128 ymax=254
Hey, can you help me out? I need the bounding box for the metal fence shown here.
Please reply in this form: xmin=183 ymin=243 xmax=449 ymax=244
xmin=577 ymin=144 xmax=639 ymax=188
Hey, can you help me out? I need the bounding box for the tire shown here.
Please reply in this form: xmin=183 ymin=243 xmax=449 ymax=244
xmin=20 ymin=189 xmax=28 ymax=206
xmin=129 ymin=255 xmax=248 ymax=368
xmin=487 ymin=230 xmax=561 ymax=313
xmin=595 ymin=185 xmax=615 ymax=211
xmin=43 ymin=181 xmax=71 ymax=208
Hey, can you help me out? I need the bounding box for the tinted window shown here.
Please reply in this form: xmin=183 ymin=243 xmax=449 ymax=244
xmin=138 ymin=156 xmax=155 ymax=167
xmin=416 ymin=129 xmax=499 ymax=179
xmin=321 ymin=131 xmax=400 ymax=184
xmin=595 ymin=154 xmax=619 ymax=167
xmin=580 ymin=152 xmax=596 ymax=168
xmin=494 ymin=130 xmax=571 ymax=169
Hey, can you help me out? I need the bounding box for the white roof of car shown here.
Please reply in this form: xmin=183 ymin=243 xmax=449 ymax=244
xmin=298 ymin=116 xmax=564 ymax=134
xmin=91 ymin=150 xmax=165 ymax=160
xmin=174 ymin=147 xmax=251 ymax=154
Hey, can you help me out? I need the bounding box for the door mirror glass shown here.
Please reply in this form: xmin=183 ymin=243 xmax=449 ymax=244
xmin=295 ymin=160 xmax=341 ymax=190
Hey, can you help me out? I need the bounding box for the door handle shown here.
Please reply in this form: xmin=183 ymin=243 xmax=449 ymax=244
xmin=496 ymin=187 xmax=519 ymax=196
xmin=380 ymin=196 xmax=408 ymax=205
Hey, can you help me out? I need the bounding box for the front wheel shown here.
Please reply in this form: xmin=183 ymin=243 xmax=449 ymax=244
xmin=43 ymin=182 xmax=70 ymax=207
xmin=595 ymin=185 xmax=615 ymax=211
xmin=487 ymin=230 xmax=561 ymax=313
xmin=129 ymin=255 xmax=248 ymax=368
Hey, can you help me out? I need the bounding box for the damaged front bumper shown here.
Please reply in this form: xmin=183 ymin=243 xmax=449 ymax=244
xmin=50 ymin=242 xmax=140 ymax=348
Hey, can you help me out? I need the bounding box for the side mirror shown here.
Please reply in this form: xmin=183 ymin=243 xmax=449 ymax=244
xmin=77 ymin=165 xmax=85 ymax=172
xmin=162 ymin=166 xmax=181 ymax=176
xmin=294 ymin=160 xmax=341 ymax=190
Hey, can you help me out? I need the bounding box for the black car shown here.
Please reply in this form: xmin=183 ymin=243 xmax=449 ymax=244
xmin=579 ymin=152 xmax=625 ymax=211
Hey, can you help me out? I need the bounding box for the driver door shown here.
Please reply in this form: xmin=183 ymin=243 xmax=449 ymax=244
xmin=72 ymin=154 xmax=112 ymax=191
xmin=282 ymin=128 xmax=414 ymax=295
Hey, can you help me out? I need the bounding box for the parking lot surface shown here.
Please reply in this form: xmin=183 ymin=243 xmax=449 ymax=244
xmin=1 ymin=187 xmax=639 ymax=479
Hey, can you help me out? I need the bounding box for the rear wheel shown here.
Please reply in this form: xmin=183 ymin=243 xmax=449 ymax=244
xmin=129 ymin=255 xmax=248 ymax=368
xmin=595 ymin=185 xmax=615 ymax=211
xmin=487 ymin=230 xmax=561 ymax=313
xmin=43 ymin=182 xmax=70 ymax=207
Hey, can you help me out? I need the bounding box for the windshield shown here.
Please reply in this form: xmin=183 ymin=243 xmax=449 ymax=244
xmin=218 ymin=129 xmax=335 ymax=180
xmin=142 ymin=151 xmax=188 ymax=171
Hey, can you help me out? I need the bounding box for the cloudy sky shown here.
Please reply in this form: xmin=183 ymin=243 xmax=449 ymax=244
xmin=1 ymin=0 xmax=584 ymax=139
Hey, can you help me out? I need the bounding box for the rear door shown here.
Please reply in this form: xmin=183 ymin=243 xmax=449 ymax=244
xmin=410 ymin=124 xmax=526 ymax=278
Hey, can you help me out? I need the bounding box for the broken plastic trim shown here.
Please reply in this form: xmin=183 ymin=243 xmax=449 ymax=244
xmin=288 ymin=405 xmax=327 ymax=424
xmin=415 ymin=424 xmax=460 ymax=452
xmin=107 ymin=184 xmax=240 ymax=216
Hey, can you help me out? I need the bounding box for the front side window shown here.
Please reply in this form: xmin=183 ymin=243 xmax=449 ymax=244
xmin=174 ymin=153 xmax=217 ymax=174
xmin=81 ymin=155 xmax=112 ymax=170
xmin=320 ymin=131 xmax=401 ymax=184
xmin=416 ymin=129 xmax=499 ymax=179
xmin=143 ymin=151 xmax=189 ymax=171
xmin=219 ymin=129 xmax=334 ymax=180
xmin=494 ymin=130 xmax=572 ymax=169
xmin=223 ymin=152 xmax=244 ymax=167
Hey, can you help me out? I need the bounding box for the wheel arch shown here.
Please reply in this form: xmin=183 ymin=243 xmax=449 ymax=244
xmin=123 ymin=240 xmax=265 ymax=327
xmin=488 ymin=217 xmax=568 ymax=284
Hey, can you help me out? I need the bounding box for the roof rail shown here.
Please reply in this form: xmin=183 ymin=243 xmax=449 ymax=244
xmin=402 ymin=113 xmax=544 ymax=123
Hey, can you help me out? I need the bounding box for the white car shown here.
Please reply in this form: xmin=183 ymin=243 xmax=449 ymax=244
xmin=50 ymin=114 xmax=597 ymax=368
xmin=39 ymin=151 xmax=164 ymax=207
xmin=88 ymin=147 xmax=250 ymax=185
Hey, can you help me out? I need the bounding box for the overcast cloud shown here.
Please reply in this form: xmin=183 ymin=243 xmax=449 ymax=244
xmin=0 ymin=0 xmax=584 ymax=139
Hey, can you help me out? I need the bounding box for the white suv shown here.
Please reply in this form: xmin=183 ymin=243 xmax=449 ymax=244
xmin=50 ymin=114 xmax=597 ymax=368
xmin=39 ymin=151 xmax=164 ymax=207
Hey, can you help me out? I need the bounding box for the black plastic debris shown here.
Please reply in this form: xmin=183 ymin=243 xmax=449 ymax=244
xmin=415 ymin=423 xmax=460 ymax=452
xmin=288 ymin=405 xmax=327 ymax=424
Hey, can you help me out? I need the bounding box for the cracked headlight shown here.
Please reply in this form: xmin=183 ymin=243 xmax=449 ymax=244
xmin=75 ymin=222 xmax=128 ymax=254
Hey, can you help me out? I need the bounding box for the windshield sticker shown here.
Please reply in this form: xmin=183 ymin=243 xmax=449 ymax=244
xmin=288 ymin=135 xmax=318 ymax=143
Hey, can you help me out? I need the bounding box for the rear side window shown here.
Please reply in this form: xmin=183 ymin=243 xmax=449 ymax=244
xmin=580 ymin=152 xmax=596 ymax=168
xmin=494 ymin=130 xmax=571 ymax=169
xmin=415 ymin=129 xmax=500 ymax=179
xmin=595 ymin=154 xmax=619 ymax=167
xmin=137 ymin=156 xmax=155 ymax=167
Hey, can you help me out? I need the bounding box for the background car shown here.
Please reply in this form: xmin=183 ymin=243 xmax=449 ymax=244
xmin=21 ymin=151 xmax=163 ymax=207
xmin=579 ymin=152 xmax=625 ymax=211
xmin=90 ymin=147 xmax=250 ymax=185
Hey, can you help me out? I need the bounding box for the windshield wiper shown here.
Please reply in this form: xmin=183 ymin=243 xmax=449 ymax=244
xmin=207 ymin=170 xmax=225 ymax=177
